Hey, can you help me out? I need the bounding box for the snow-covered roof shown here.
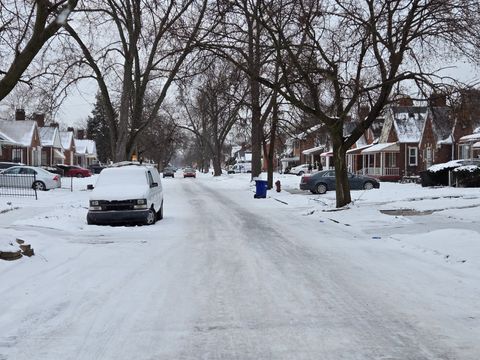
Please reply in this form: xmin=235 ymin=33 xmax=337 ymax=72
xmin=459 ymin=132 xmax=480 ymax=143
xmin=296 ymin=124 xmax=322 ymax=140
xmin=0 ymin=130 xmax=20 ymax=145
xmin=39 ymin=126 xmax=62 ymax=148
xmin=429 ymin=107 xmax=454 ymax=143
xmin=473 ymin=142 xmax=480 ymax=149
xmin=74 ymin=139 xmax=97 ymax=156
xmin=346 ymin=144 xmax=374 ymax=154
xmin=392 ymin=106 xmax=427 ymax=143
xmin=362 ymin=142 xmax=399 ymax=154
xmin=59 ymin=131 xmax=74 ymax=150
xmin=302 ymin=145 xmax=324 ymax=155
xmin=0 ymin=120 xmax=36 ymax=146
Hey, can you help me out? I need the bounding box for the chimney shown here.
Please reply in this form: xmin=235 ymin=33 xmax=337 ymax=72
xmin=77 ymin=129 xmax=85 ymax=139
xmin=34 ymin=113 xmax=45 ymax=127
xmin=429 ymin=93 xmax=447 ymax=107
xmin=397 ymin=96 xmax=413 ymax=107
xmin=67 ymin=127 xmax=74 ymax=132
xmin=358 ymin=106 xmax=370 ymax=121
xmin=15 ymin=109 xmax=25 ymax=121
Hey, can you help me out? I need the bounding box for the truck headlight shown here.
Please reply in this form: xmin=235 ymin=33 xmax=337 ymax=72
xmin=90 ymin=200 xmax=99 ymax=206
xmin=136 ymin=199 xmax=146 ymax=205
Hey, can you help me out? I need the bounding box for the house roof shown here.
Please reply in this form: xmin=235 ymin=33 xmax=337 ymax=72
xmin=391 ymin=106 xmax=427 ymax=143
xmin=362 ymin=142 xmax=400 ymax=154
xmin=59 ymin=131 xmax=74 ymax=150
xmin=0 ymin=130 xmax=20 ymax=145
xmin=39 ymin=126 xmax=62 ymax=148
xmin=459 ymin=132 xmax=480 ymax=143
xmin=346 ymin=144 xmax=374 ymax=154
xmin=0 ymin=120 xmax=37 ymax=146
xmin=302 ymin=145 xmax=324 ymax=155
xmin=74 ymin=139 xmax=97 ymax=156
xmin=429 ymin=107 xmax=454 ymax=143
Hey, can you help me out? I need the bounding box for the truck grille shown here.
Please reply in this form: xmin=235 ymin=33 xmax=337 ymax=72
xmin=99 ymin=200 xmax=135 ymax=211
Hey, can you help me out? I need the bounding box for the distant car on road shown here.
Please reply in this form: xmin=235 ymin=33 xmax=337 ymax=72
xmin=56 ymin=164 xmax=92 ymax=178
xmin=0 ymin=166 xmax=61 ymax=191
xmin=162 ymin=167 xmax=176 ymax=178
xmin=87 ymin=165 xmax=164 ymax=225
xmin=183 ymin=167 xmax=196 ymax=178
xmin=300 ymin=170 xmax=380 ymax=194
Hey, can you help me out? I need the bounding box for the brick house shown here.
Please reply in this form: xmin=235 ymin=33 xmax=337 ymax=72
xmin=59 ymin=129 xmax=76 ymax=165
xmin=0 ymin=110 xmax=42 ymax=165
xmin=39 ymin=124 xmax=65 ymax=166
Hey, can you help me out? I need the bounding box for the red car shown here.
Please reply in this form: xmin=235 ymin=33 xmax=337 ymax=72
xmin=57 ymin=164 xmax=92 ymax=177
xmin=183 ymin=167 xmax=196 ymax=178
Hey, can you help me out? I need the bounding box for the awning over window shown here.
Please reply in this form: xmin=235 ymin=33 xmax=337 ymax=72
xmin=320 ymin=151 xmax=333 ymax=157
xmin=54 ymin=149 xmax=66 ymax=159
xmin=302 ymin=146 xmax=324 ymax=155
xmin=280 ymin=156 xmax=299 ymax=162
xmin=473 ymin=141 xmax=480 ymax=149
xmin=361 ymin=142 xmax=399 ymax=154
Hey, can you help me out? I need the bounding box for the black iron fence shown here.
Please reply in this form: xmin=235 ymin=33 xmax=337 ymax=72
xmin=0 ymin=174 xmax=37 ymax=199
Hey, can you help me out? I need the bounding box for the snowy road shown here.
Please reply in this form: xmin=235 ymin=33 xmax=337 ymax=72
xmin=1 ymin=176 xmax=480 ymax=359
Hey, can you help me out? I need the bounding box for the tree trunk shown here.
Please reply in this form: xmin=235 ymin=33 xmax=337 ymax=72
xmin=330 ymin=124 xmax=351 ymax=208
xmin=266 ymin=95 xmax=278 ymax=189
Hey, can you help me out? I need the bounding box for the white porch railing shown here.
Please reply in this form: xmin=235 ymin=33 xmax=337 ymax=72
xmin=357 ymin=167 xmax=399 ymax=176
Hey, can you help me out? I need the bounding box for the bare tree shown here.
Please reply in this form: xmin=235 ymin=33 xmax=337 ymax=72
xmin=64 ymin=0 xmax=211 ymax=162
xmin=0 ymin=0 xmax=78 ymax=101
xmin=177 ymin=60 xmax=248 ymax=176
xmin=252 ymin=0 xmax=479 ymax=207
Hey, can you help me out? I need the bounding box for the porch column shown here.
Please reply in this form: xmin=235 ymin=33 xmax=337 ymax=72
xmin=380 ymin=152 xmax=384 ymax=176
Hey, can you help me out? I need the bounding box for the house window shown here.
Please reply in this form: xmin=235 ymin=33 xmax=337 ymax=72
xmin=12 ymin=148 xmax=22 ymax=163
xmin=426 ymin=147 xmax=433 ymax=168
xmin=459 ymin=144 xmax=470 ymax=159
xmin=408 ymin=147 xmax=418 ymax=166
xmin=386 ymin=153 xmax=396 ymax=167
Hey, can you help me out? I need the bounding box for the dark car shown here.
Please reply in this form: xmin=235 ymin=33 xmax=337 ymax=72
xmin=162 ymin=167 xmax=175 ymax=178
xmin=300 ymin=169 xmax=380 ymax=194
xmin=89 ymin=162 xmax=105 ymax=174
xmin=56 ymin=164 xmax=92 ymax=177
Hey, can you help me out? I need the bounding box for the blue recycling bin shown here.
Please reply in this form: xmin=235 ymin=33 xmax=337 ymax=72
xmin=254 ymin=179 xmax=268 ymax=198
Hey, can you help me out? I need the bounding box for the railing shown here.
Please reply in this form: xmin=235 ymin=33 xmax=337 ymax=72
xmin=357 ymin=167 xmax=400 ymax=176
xmin=0 ymin=174 xmax=37 ymax=199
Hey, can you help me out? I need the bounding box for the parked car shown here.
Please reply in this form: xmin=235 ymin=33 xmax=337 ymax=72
xmin=162 ymin=166 xmax=176 ymax=178
xmin=89 ymin=162 xmax=106 ymax=174
xmin=300 ymin=169 xmax=380 ymax=194
xmin=0 ymin=162 xmax=24 ymax=170
xmin=56 ymin=164 xmax=92 ymax=177
xmin=290 ymin=163 xmax=311 ymax=176
xmin=0 ymin=166 xmax=61 ymax=191
xmin=183 ymin=167 xmax=196 ymax=178
xmin=87 ymin=165 xmax=163 ymax=225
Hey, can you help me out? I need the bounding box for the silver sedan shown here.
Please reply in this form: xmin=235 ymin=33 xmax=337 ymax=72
xmin=0 ymin=166 xmax=61 ymax=191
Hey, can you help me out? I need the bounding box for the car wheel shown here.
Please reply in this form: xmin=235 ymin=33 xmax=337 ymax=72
xmin=363 ymin=181 xmax=374 ymax=190
xmin=298 ymin=171 xmax=304 ymax=176
xmin=32 ymin=181 xmax=46 ymax=191
xmin=157 ymin=202 xmax=164 ymax=220
xmin=145 ymin=208 xmax=156 ymax=225
xmin=315 ymin=183 xmax=327 ymax=194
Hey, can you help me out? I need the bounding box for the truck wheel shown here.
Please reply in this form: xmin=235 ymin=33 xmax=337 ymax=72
xmin=145 ymin=208 xmax=156 ymax=225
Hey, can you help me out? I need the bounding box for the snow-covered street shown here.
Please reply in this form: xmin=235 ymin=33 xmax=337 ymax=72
xmin=1 ymin=173 xmax=480 ymax=359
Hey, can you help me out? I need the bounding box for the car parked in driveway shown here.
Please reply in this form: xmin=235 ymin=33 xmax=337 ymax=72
xmin=300 ymin=170 xmax=380 ymax=194
xmin=290 ymin=163 xmax=311 ymax=176
xmin=56 ymin=164 xmax=92 ymax=177
xmin=183 ymin=167 xmax=196 ymax=178
xmin=87 ymin=165 xmax=163 ymax=225
xmin=0 ymin=166 xmax=61 ymax=191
